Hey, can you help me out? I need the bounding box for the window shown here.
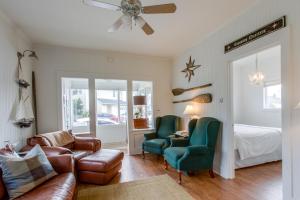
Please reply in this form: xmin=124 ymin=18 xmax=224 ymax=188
xmin=96 ymin=90 xmax=127 ymax=125
xmin=263 ymin=82 xmax=281 ymax=109
xmin=95 ymin=79 xmax=128 ymax=126
xmin=132 ymin=81 xmax=153 ymax=129
xmin=62 ymin=78 xmax=90 ymax=133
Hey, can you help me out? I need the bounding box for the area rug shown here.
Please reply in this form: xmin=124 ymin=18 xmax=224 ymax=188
xmin=77 ymin=175 xmax=194 ymax=200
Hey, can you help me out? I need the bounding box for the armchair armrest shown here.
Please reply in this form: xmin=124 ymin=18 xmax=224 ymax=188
xmin=73 ymin=137 xmax=101 ymax=152
xmin=48 ymin=155 xmax=74 ymax=174
xmin=144 ymin=132 xmax=157 ymax=141
xmin=186 ymin=145 xmax=210 ymax=156
xmin=171 ymin=138 xmax=189 ymax=147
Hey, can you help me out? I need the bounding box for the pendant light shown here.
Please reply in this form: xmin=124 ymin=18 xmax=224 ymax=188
xmin=249 ymin=54 xmax=265 ymax=85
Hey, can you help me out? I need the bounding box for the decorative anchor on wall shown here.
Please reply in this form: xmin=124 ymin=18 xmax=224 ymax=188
xmin=181 ymin=56 xmax=201 ymax=82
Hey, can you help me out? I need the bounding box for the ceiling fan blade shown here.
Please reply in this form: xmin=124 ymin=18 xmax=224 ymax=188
xmin=108 ymin=15 xmax=132 ymax=32
xmin=83 ymin=0 xmax=121 ymax=11
xmin=142 ymin=3 xmax=176 ymax=14
xmin=136 ymin=16 xmax=154 ymax=35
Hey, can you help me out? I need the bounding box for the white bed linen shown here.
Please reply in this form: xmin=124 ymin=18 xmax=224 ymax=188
xmin=234 ymin=124 xmax=281 ymax=160
xmin=235 ymin=147 xmax=281 ymax=169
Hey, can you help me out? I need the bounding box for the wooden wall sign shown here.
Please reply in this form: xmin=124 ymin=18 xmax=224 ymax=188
xmin=173 ymin=93 xmax=212 ymax=104
xmin=225 ymin=16 xmax=286 ymax=54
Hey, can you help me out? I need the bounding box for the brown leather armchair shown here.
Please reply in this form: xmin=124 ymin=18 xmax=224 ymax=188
xmin=0 ymin=153 xmax=77 ymax=200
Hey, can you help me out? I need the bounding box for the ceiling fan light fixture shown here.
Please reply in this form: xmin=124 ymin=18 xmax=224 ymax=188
xmin=84 ymin=0 xmax=176 ymax=35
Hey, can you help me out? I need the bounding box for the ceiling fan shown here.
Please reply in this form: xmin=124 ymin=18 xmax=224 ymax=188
xmin=83 ymin=0 xmax=177 ymax=35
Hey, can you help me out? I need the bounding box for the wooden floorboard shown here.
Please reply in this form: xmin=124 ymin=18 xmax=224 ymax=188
xmin=82 ymin=154 xmax=282 ymax=200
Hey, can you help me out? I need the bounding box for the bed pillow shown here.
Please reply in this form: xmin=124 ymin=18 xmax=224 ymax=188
xmin=0 ymin=145 xmax=57 ymax=199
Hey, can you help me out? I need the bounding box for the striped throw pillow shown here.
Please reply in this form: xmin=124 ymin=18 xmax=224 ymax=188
xmin=0 ymin=145 xmax=57 ymax=199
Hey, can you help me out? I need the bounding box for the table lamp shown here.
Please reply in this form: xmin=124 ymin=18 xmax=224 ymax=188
xmin=133 ymin=96 xmax=148 ymax=129
xmin=183 ymin=105 xmax=198 ymax=130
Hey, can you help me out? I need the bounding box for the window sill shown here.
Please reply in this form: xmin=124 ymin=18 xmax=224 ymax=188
xmin=97 ymin=124 xmax=127 ymax=127
xmin=131 ymin=128 xmax=155 ymax=132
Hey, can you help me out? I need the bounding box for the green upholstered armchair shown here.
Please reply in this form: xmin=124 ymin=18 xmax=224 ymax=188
xmin=142 ymin=115 xmax=180 ymax=158
xmin=164 ymin=117 xmax=221 ymax=184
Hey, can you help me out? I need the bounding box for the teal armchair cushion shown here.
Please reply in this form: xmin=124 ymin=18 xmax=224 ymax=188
xmin=143 ymin=115 xmax=180 ymax=156
xmin=144 ymin=139 xmax=168 ymax=149
xmin=164 ymin=117 xmax=221 ymax=171
xmin=164 ymin=147 xmax=186 ymax=167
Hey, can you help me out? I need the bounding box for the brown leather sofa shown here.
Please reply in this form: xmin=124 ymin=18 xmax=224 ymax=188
xmin=0 ymin=152 xmax=76 ymax=200
xmin=22 ymin=131 xmax=101 ymax=161
xmin=24 ymin=131 xmax=124 ymax=185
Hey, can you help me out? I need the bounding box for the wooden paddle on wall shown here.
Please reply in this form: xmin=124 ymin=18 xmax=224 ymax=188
xmin=173 ymin=93 xmax=212 ymax=104
xmin=172 ymin=83 xmax=212 ymax=96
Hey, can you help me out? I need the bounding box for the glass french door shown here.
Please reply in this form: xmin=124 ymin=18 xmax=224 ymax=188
xmin=95 ymin=79 xmax=128 ymax=146
xmin=61 ymin=78 xmax=90 ymax=133
xmin=61 ymin=76 xmax=154 ymax=154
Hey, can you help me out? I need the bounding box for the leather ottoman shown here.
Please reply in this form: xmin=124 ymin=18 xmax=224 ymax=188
xmin=78 ymin=149 xmax=124 ymax=185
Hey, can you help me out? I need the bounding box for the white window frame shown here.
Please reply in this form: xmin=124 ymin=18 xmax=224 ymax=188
xmin=132 ymin=80 xmax=154 ymax=130
xmin=263 ymin=80 xmax=282 ymax=110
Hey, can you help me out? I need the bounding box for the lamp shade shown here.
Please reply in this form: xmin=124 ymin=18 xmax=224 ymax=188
xmin=134 ymin=96 xmax=147 ymax=105
xmin=183 ymin=105 xmax=197 ymax=116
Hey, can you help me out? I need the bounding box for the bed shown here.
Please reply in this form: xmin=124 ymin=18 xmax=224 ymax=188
xmin=234 ymin=124 xmax=282 ymax=169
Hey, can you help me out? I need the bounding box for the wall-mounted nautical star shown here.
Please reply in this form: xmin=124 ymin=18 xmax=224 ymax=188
xmin=181 ymin=56 xmax=201 ymax=82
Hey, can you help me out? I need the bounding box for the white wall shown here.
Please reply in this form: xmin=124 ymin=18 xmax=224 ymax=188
xmin=233 ymin=46 xmax=281 ymax=127
xmin=0 ymin=11 xmax=34 ymax=149
xmin=172 ymin=0 xmax=299 ymax=199
xmin=33 ymin=44 xmax=173 ymax=133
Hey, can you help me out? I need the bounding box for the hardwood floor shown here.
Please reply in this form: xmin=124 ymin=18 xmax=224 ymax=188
xmin=107 ymin=154 xmax=282 ymax=200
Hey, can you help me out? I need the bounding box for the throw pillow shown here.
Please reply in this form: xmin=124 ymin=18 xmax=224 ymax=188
xmin=0 ymin=145 xmax=57 ymax=199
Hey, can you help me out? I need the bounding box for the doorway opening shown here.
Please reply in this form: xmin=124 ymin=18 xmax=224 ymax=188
xmin=231 ymin=45 xmax=282 ymax=197
xmin=95 ymin=79 xmax=128 ymax=153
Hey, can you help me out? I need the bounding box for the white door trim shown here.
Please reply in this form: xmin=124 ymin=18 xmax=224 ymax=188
xmin=226 ymin=28 xmax=292 ymax=199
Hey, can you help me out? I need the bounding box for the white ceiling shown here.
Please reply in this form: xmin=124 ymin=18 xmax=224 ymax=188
xmin=0 ymin=0 xmax=258 ymax=57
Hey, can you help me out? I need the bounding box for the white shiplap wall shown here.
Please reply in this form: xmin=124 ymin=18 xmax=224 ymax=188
xmin=172 ymin=0 xmax=299 ymax=199
xmin=0 ymin=11 xmax=34 ymax=149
